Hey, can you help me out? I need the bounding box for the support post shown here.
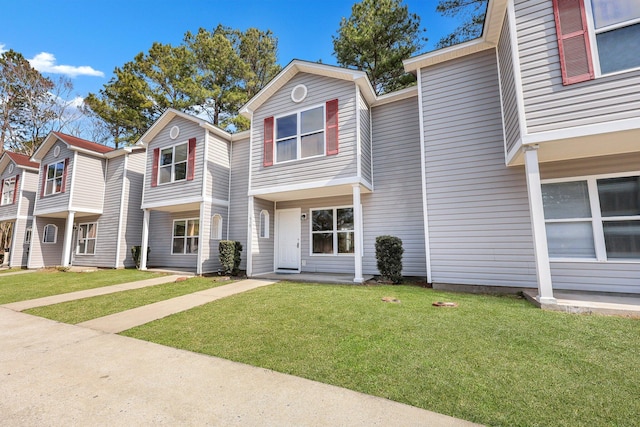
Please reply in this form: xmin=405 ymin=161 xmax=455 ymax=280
xmin=352 ymin=184 xmax=364 ymax=283
xmin=140 ymin=209 xmax=150 ymax=270
xmin=61 ymin=211 xmax=75 ymax=267
xmin=523 ymin=146 xmax=556 ymax=304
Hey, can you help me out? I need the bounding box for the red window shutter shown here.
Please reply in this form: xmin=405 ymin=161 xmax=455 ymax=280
xmin=326 ymin=99 xmax=339 ymax=155
xmin=552 ymin=0 xmax=594 ymax=85
xmin=12 ymin=174 xmax=19 ymax=204
xmin=151 ymin=148 xmax=159 ymax=187
xmin=263 ymin=117 xmax=274 ymax=167
xmin=40 ymin=165 xmax=47 ymax=198
xmin=60 ymin=158 xmax=69 ymax=193
xmin=187 ymin=138 xmax=196 ymax=181
xmin=0 ymin=177 xmax=4 ymax=202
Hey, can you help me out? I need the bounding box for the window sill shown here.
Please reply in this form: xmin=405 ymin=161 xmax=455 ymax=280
xmin=309 ymin=253 xmax=355 ymax=257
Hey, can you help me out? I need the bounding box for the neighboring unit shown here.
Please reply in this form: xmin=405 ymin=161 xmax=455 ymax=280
xmin=0 ymin=152 xmax=40 ymax=267
xmin=27 ymin=132 xmax=146 ymax=269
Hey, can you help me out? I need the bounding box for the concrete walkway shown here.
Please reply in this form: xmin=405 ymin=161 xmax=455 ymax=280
xmin=0 ymin=269 xmax=37 ymax=277
xmin=78 ymin=279 xmax=276 ymax=333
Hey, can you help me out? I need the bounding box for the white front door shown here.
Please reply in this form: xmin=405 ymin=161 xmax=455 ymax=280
xmin=276 ymin=208 xmax=300 ymax=271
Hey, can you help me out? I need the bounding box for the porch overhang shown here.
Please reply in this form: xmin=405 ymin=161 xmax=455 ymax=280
xmin=248 ymin=179 xmax=372 ymax=202
xmin=34 ymin=208 xmax=103 ymax=219
xmin=141 ymin=196 xmax=206 ymax=213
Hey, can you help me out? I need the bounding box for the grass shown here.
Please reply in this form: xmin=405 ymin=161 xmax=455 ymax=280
xmin=0 ymin=268 xmax=23 ymax=274
xmin=0 ymin=269 xmax=163 ymax=304
xmin=25 ymin=277 xmax=232 ymax=324
xmin=123 ymin=282 xmax=639 ymax=427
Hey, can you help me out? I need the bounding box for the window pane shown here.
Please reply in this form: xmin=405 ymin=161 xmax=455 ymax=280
xmin=86 ymin=223 xmax=97 ymax=238
xmin=542 ymin=181 xmax=591 ymax=219
xmin=546 ymin=222 xmax=596 ymax=258
xmin=301 ymin=107 xmax=323 ymax=134
xmin=174 ymin=143 xmax=188 ymax=162
xmin=312 ymin=233 xmax=333 ymax=254
xmin=172 ymin=237 xmax=185 ymax=254
xmin=174 ymin=162 xmax=187 ymax=181
xmin=603 ymin=220 xmax=640 ymax=259
xmin=54 ymin=178 xmax=63 ymax=193
xmin=161 ymin=148 xmax=173 ymax=166
xmin=301 ymin=132 xmax=324 ymax=158
xmin=186 ymin=237 xmax=199 ymax=254
xmin=174 ymin=221 xmax=186 ymax=237
xmin=159 ymin=166 xmax=171 ymax=184
xmin=312 ymin=209 xmax=333 ymax=231
xmin=187 ymin=220 xmax=199 ymax=237
xmin=338 ymin=231 xmax=355 ymax=254
xmin=276 ymin=114 xmax=297 ymax=139
xmin=78 ymin=241 xmax=86 ymax=254
xmin=45 ymin=180 xmax=54 ymax=195
xmin=597 ymin=176 xmax=640 ymax=217
xmin=596 ymin=24 xmax=640 ymax=74
xmin=86 ymin=239 xmax=96 ymax=255
xmin=54 ymin=162 xmax=64 ymax=178
xmin=47 ymin=165 xmax=56 ymax=179
xmin=276 ymin=138 xmax=297 ymax=162
xmin=337 ymin=208 xmax=354 ymax=230
xmin=591 ymin=0 xmax=640 ymax=28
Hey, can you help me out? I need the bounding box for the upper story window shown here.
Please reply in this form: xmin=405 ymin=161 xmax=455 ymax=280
xmin=311 ymin=207 xmax=354 ymax=256
xmin=263 ymin=99 xmax=339 ymax=167
xmin=45 ymin=161 xmax=66 ymax=196
xmin=542 ymin=173 xmax=640 ymax=260
xmin=1 ymin=176 xmax=16 ymax=205
xmin=151 ymin=138 xmax=196 ymax=187
xmin=76 ymin=222 xmax=97 ymax=255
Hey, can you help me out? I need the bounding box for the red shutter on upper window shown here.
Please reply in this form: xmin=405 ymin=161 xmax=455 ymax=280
xmin=40 ymin=165 xmax=47 ymax=198
xmin=187 ymin=137 xmax=196 ymax=181
xmin=0 ymin=178 xmax=4 ymax=202
xmin=12 ymin=174 xmax=19 ymax=204
xmin=263 ymin=116 xmax=274 ymax=167
xmin=325 ymin=99 xmax=339 ymax=155
xmin=151 ymin=148 xmax=159 ymax=187
xmin=552 ymin=0 xmax=594 ymax=85
xmin=60 ymin=158 xmax=69 ymax=193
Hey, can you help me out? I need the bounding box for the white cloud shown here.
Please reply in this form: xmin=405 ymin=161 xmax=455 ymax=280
xmin=28 ymin=52 xmax=104 ymax=78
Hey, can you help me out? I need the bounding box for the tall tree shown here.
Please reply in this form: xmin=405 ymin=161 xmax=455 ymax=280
xmin=333 ymin=0 xmax=426 ymax=95
xmin=435 ymin=0 xmax=488 ymax=49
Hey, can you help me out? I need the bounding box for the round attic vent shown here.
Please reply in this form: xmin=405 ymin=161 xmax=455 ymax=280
xmin=170 ymin=125 xmax=180 ymax=140
xmin=8 ymin=164 xmax=14 ymax=174
xmin=291 ymin=84 xmax=307 ymax=103
xmin=53 ymin=146 xmax=61 ymax=157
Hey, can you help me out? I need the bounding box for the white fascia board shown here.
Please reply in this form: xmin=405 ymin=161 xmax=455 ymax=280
xmin=372 ymin=86 xmax=418 ymax=107
xmin=522 ymin=117 xmax=640 ymax=145
xmin=141 ymin=196 xmax=204 ymax=210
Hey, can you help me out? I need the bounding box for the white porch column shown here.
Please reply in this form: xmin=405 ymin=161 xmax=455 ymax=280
xmin=140 ymin=209 xmax=150 ymax=270
xmin=246 ymin=196 xmax=254 ymax=278
xmin=352 ymin=184 xmax=364 ymax=283
xmin=523 ymin=146 xmax=556 ymax=304
xmin=61 ymin=211 xmax=75 ymax=267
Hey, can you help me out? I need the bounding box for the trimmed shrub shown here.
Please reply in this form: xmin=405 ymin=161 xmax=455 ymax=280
xmin=219 ymin=240 xmax=243 ymax=275
xmin=375 ymin=235 xmax=404 ymax=284
xmin=131 ymin=246 xmax=150 ymax=269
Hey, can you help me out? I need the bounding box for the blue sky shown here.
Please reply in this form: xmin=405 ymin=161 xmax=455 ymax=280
xmin=1 ymin=0 xmax=462 ymax=101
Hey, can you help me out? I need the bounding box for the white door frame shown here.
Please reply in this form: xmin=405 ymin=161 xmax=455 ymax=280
xmin=274 ymin=208 xmax=301 ymax=273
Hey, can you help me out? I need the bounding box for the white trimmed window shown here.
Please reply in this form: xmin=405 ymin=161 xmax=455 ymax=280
xmin=1 ymin=177 xmax=15 ymax=205
xmin=45 ymin=161 xmax=65 ymax=195
xmin=311 ymin=207 xmax=354 ymax=255
xmin=43 ymin=224 xmax=58 ymax=244
xmin=25 ymin=227 xmax=32 ymax=244
xmin=259 ymin=210 xmax=269 ymax=239
xmin=76 ymin=222 xmax=97 ymax=255
xmin=159 ymin=142 xmax=188 ymax=184
xmin=275 ymin=105 xmax=325 ymax=163
xmin=542 ymin=174 xmax=640 ymax=260
xmin=211 ymin=214 xmax=223 ymax=240
xmin=173 ymin=218 xmax=199 ymax=254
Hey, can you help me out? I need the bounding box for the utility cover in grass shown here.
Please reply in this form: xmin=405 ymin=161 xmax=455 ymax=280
xmin=432 ymin=301 xmax=458 ymax=307
xmin=381 ymin=296 xmax=400 ymax=303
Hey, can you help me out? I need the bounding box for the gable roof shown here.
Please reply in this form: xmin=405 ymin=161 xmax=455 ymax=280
xmin=239 ymin=60 xmax=377 ymax=117
xmin=31 ymin=131 xmax=113 ymax=162
xmin=0 ymin=151 xmax=40 ymax=175
xmin=403 ymin=0 xmax=508 ymax=72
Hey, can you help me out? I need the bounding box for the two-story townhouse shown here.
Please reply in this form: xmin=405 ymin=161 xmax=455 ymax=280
xmin=238 ymin=61 xmax=427 ymax=282
xmin=403 ymin=0 xmax=640 ymax=301
xmin=27 ymin=132 xmax=146 ymax=269
xmin=136 ymin=109 xmax=250 ymax=275
xmin=0 ymin=152 xmax=39 ymax=267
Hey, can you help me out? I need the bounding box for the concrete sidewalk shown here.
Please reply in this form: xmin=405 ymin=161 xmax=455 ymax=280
xmin=2 ymin=275 xmax=188 ymax=312
xmin=0 ymin=308 xmax=479 ymax=426
xmin=78 ymin=279 xmax=276 ymax=333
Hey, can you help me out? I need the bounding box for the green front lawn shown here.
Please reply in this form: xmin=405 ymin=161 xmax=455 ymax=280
xmin=123 ymin=282 xmax=639 ymax=427
xmin=0 ymin=269 xmax=163 ymax=304
xmin=25 ymin=277 xmax=232 ymax=324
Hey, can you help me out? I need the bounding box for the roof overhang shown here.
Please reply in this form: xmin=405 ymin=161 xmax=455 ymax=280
xmin=0 ymin=153 xmax=39 ymax=173
xmin=31 ymin=132 xmax=110 ymax=162
xmin=403 ymin=0 xmax=508 ymax=73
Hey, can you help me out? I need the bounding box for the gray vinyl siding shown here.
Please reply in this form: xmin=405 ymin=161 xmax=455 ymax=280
xmin=119 ymin=151 xmax=145 ymax=268
xmin=278 ymin=196 xmax=355 ymax=274
xmin=29 ymin=217 xmax=66 ymax=268
xmin=359 ymin=93 xmax=372 ymax=185
xmin=540 ymin=153 xmax=640 ymax=294
xmin=8 ymin=218 xmax=30 ymax=267
xmin=208 ymin=132 xmax=231 ymax=201
xmin=421 ymin=50 xmax=537 ymax=288
xmin=515 ymin=0 xmax=640 ymax=133
xmin=34 ymin=141 xmax=73 ymax=215
xmin=251 ymin=198 xmax=275 ymax=275
xmin=19 ymin=171 xmax=38 ymax=217
xmin=497 ymin=13 xmax=521 ymax=154
xmin=70 ymin=154 xmax=106 ymax=213
xmin=71 ymin=214 xmax=102 ymax=267
xmin=0 ymin=163 xmax=19 ymax=219
xmin=143 ymin=116 xmax=206 ymax=207
xmin=201 ymin=203 xmax=229 ymax=273
xmin=366 ymin=96 xmax=426 ymax=277
xmin=228 ymin=137 xmax=250 ymax=270
xmin=147 ymin=209 xmax=200 ymax=269
xmin=250 ymin=73 xmax=358 ymax=191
